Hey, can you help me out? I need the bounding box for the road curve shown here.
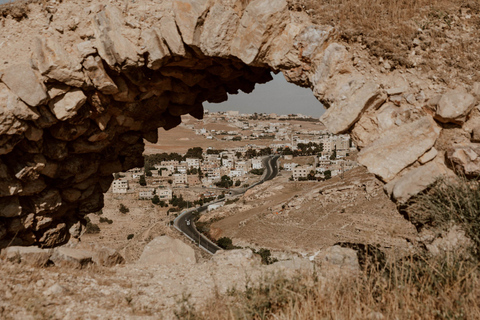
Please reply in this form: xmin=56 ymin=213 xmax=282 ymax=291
xmin=174 ymin=155 xmax=280 ymax=254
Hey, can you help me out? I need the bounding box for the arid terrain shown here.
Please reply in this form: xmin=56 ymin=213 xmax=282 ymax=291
xmin=1 ymin=0 xmax=480 ymax=318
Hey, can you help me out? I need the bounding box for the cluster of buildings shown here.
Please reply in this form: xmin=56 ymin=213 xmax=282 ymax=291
xmin=109 ymin=111 xmax=361 ymax=198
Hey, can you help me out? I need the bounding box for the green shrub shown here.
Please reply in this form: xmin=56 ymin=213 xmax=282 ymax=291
xmin=127 ymin=234 xmax=134 ymax=240
xmin=85 ymin=222 xmax=100 ymax=234
xmin=99 ymin=217 xmax=113 ymax=224
xmin=119 ymin=203 xmax=129 ymax=214
xmin=217 ymin=237 xmax=234 ymax=250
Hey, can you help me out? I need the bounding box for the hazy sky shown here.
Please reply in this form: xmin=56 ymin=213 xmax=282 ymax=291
xmin=205 ymin=73 xmax=325 ymax=117
xmin=0 ymin=0 xmax=13 ymax=4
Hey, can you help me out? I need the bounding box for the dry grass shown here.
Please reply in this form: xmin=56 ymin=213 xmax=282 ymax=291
xmin=180 ymin=253 xmax=480 ymax=320
xmin=289 ymin=0 xmax=480 ymax=83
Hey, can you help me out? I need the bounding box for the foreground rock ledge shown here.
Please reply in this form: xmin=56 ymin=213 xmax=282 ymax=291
xmin=0 ymin=0 xmax=478 ymax=247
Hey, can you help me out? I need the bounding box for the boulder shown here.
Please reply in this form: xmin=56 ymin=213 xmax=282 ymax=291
xmin=0 ymin=160 xmax=22 ymax=197
xmin=358 ymin=117 xmax=440 ymax=182
xmin=212 ymin=249 xmax=261 ymax=267
xmin=200 ymin=0 xmax=242 ymax=57
xmin=385 ymin=157 xmax=453 ymax=203
xmin=418 ymin=147 xmax=438 ymax=165
xmin=314 ymin=245 xmax=360 ymax=272
xmin=92 ymin=5 xmax=139 ymax=68
xmin=38 ymin=222 xmax=68 ymax=247
xmin=446 ymin=143 xmax=480 ymax=176
xmin=270 ymin=257 xmax=314 ymax=271
xmin=0 ymin=83 xmax=40 ymax=121
xmin=426 ymin=226 xmax=473 ymax=256
xmin=173 ymin=0 xmax=211 ymax=47
xmin=92 ymin=246 xmax=125 ymax=267
xmin=48 ymin=88 xmax=87 ymax=121
xmin=1 ymin=246 xmax=52 ymax=267
xmin=0 ymin=196 xmax=22 ymax=218
xmin=32 ymin=37 xmax=85 ymax=87
xmin=434 ymin=92 xmax=476 ymax=124
xmin=312 ymin=43 xmax=348 ymax=95
xmin=230 ymin=0 xmax=288 ymax=65
xmin=1 ymin=63 xmax=48 ymax=107
xmin=50 ymin=247 xmax=93 ymax=268
xmin=142 ymin=28 xmax=170 ymax=70
xmin=157 ymin=15 xmax=186 ymax=57
xmin=137 ymin=235 xmax=196 ymax=266
xmin=320 ymin=76 xmax=386 ymax=134
xmin=83 ymin=56 xmax=119 ymax=94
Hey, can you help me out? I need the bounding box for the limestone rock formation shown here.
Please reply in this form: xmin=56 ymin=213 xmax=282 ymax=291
xmin=137 ymin=235 xmax=196 ymax=266
xmin=0 ymin=0 xmax=478 ymax=247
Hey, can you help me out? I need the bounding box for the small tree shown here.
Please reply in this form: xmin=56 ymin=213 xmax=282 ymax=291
xmin=152 ymin=195 xmax=160 ymax=205
xmin=139 ymin=175 xmax=147 ymax=186
xmin=217 ymin=237 xmax=233 ymax=250
xmin=235 ymin=180 xmax=241 ymax=187
xmin=119 ymin=203 xmax=129 ymax=214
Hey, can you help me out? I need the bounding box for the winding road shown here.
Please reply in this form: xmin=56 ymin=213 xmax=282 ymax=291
xmin=173 ymin=155 xmax=280 ymax=254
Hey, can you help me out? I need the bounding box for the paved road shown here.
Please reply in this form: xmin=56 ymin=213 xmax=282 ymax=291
xmin=174 ymin=155 xmax=280 ymax=254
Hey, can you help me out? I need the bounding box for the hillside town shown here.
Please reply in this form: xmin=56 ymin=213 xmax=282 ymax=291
xmin=110 ymin=111 xmax=359 ymax=202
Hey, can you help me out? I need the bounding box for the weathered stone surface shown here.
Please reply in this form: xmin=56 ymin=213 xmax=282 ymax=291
xmin=137 ymin=235 xmax=196 ymax=266
xmin=314 ymin=245 xmax=360 ymax=272
xmin=385 ymin=157 xmax=452 ymax=203
xmin=419 ymin=147 xmax=438 ymax=165
xmin=0 ymin=83 xmax=40 ymax=121
xmin=212 ymin=249 xmax=261 ymax=267
xmin=38 ymin=223 xmax=68 ymax=247
xmin=31 ymin=189 xmax=63 ymax=214
xmin=312 ymin=43 xmax=348 ymax=96
xmin=230 ymin=0 xmax=288 ymax=65
xmin=446 ymin=143 xmax=480 ymax=176
xmin=1 ymin=63 xmax=48 ymax=107
xmin=142 ymin=28 xmax=170 ymax=70
xmin=48 ymin=89 xmax=87 ymax=121
xmin=358 ymin=117 xmax=441 ymax=182
xmin=200 ymin=0 xmax=243 ymax=57
xmin=434 ymin=92 xmax=476 ymax=124
xmin=50 ymin=247 xmax=93 ymax=267
xmin=92 ymin=5 xmax=139 ymax=68
xmin=83 ymin=56 xmax=118 ymax=94
xmin=92 ymin=247 xmax=125 ymax=267
xmin=0 ymin=246 xmax=52 ymax=266
xmin=157 ymin=15 xmax=186 ymax=57
xmin=173 ymin=0 xmax=210 ymax=46
xmin=0 ymin=160 xmax=22 ymax=197
xmin=320 ymin=76 xmax=386 ymax=134
xmin=32 ymin=37 xmax=85 ymax=87
xmin=0 ymin=196 xmax=22 ymax=218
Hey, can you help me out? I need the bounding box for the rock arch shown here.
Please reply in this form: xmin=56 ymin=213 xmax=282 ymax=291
xmin=0 ymin=0 xmax=477 ymax=247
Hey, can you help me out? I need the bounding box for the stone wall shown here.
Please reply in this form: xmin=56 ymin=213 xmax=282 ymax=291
xmin=0 ymin=0 xmax=478 ymax=247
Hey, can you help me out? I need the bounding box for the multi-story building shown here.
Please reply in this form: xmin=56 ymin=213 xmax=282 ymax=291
xmin=112 ymin=179 xmax=129 ymax=193
xmin=186 ymin=158 xmax=201 ymax=169
xmin=139 ymin=188 xmax=155 ymax=199
xmin=157 ymin=186 xmax=173 ymax=200
xmin=283 ymin=163 xmax=298 ymax=171
xmin=252 ymin=158 xmax=263 ymax=170
xmin=173 ymin=173 xmax=188 ymax=186
xmin=292 ymin=166 xmax=312 ymax=180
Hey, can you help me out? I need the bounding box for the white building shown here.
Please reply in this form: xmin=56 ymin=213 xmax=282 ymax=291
xmin=112 ymin=179 xmax=129 ymax=193
xmin=173 ymin=173 xmax=188 ymax=185
xmin=139 ymin=188 xmax=155 ymax=199
xmin=208 ymin=202 xmax=224 ymax=212
xmin=157 ymin=186 xmax=173 ymax=200
xmin=186 ymin=158 xmax=201 ymax=169
xmin=292 ymin=166 xmax=312 ymax=180
xmin=283 ymin=163 xmax=298 ymax=171
xmin=252 ymin=158 xmax=263 ymax=170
